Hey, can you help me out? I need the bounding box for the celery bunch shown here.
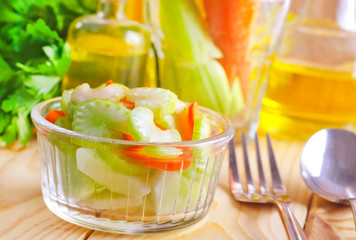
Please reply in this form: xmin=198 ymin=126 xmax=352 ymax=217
xmin=159 ymin=0 xmax=244 ymax=117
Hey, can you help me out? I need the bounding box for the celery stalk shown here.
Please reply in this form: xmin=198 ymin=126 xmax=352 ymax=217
xmin=159 ymin=0 xmax=244 ymax=117
xmin=160 ymin=0 xmax=221 ymax=62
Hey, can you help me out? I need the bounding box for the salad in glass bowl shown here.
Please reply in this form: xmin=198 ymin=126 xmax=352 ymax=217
xmin=31 ymin=81 xmax=233 ymax=233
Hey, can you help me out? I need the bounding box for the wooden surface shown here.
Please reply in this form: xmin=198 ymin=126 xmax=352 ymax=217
xmin=0 ymin=137 xmax=355 ymax=240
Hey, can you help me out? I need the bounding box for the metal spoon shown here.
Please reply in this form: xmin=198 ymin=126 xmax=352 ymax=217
xmin=300 ymin=128 xmax=356 ymax=228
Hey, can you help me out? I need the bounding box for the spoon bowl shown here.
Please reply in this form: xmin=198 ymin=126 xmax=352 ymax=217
xmin=301 ymin=128 xmax=356 ymax=226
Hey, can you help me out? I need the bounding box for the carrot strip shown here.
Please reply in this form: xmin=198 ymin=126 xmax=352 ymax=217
xmin=188 ymin=102 xmax=201 ymax=131
xmin=203 ymin=0 xmax=258 ymax=97
xmin=123 ymin=146 xmax=193 ymax=171
xmin=175 ymin=107 xmax=191 ymax=141
xmin=154 ymin=122 xmax=167 ymax=131
xmin=123 ymin=133 xmax=135 ymax=141
xmin=45 ymin=110 xmax=66 ymax=124
xmin=175 ymin=102 xmax=202 ymax=141
xmin=119 ymin=96 xmax=135 ymax=110
xmin=105 ymin=80 xmax=114 ymax=86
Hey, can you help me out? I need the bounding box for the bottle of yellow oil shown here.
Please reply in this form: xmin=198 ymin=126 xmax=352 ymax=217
xmin=259 ymin=0 xmax=356 ymax=140
xmin=260 ymin=60 xmax=356 ymax=140
xmin=61 ymin=0 xmax=151 ymax=90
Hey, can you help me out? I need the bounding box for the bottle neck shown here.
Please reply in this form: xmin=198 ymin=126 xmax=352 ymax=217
xmin=97 ymin=0 xmax=127 ymax=19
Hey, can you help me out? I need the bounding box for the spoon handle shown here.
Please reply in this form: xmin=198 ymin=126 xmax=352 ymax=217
xmin=349 ymin=199 xmax=356 ymax=229
xmin=274 ymin=200 xmax=308 ymax=240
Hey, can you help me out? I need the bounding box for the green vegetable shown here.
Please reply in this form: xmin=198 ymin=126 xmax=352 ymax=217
xmin=159 ymin=0 xmax=244 ymax=117
xmin=80 ymin=189 xmax=143 ymax=210
xmin=72 ymin=98 xmax=131 ymax=138
xmin=61 ymin=89 xmax=73 ymax=115
xmin=76 ymin=147 xmax=151 ymax=199
xmin=97 ymin=149 xmax=148 ymax=176
xmin=128 ymin=107 xmax=181 ymax=142
xmin=159 ymin=0 xmax=221 ymax=62
xmin=183 ymin=116 xmax=213 ymax=180
xmin=0 ymin=0 xmax=97 ymax=146
xmin=149 ymin=171 xmax=202 ymax=214
xmin=54 ymin=115 xmax=72 ymax=130
xmin=56 ymin=143 xmax=97 ymax=200
xmin=125 ymin=87 xmax=178 ymax=118
xmin=192 ymin=116 xmax=211 ymax=140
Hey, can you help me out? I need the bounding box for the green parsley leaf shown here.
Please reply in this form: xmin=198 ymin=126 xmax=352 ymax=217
xmin=0 ymin=117 xmax=18 ymax=146
xmin=0 ymin=112 xmax=11 ymax=134
xmin=1 ymin=88 xmax=40 ymax=115
xmin=17 ymin=112 xmax=32 ymax=146
xmin=25 ymin=75 xmax=61 ymax=98
xmin=0 ymin=0 xmax=97 ymax=146
xmin=0 ymin=55 xmax=14 ymax=82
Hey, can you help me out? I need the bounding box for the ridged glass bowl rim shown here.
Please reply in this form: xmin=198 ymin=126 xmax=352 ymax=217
xmin=31 ymin=97 xmax=234 ymax=147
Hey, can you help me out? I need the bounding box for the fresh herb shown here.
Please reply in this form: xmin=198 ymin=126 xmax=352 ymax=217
xmin=0 ymin=0 xmax=97 ymax=146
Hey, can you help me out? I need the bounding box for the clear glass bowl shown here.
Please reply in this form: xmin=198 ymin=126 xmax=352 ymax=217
xmin=31 ymin=97 xmax=234 ymax=234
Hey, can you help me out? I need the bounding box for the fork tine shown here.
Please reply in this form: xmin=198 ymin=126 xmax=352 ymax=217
xmin=255 ymin=135 xmax=269 ymax=194
xmin=242 ymin=133 xmax=256 ymax=193
xmin=266 ymin=134 xmax=287 ymax=195
xmin=228 ymin=138 xmax=243 ymax=193
xmin=229 ymin=134 xmax=307 ymax=239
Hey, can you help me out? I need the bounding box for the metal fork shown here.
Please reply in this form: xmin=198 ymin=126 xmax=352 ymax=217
xmin=229 ymin=134 xmax=307 ymax=240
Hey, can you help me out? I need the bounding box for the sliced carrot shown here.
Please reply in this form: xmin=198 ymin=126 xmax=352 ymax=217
xmin=105 ymin=80 xmax=114 ymax=86
xmin=45 ymin=110 xmax=66 ymax=124
xmin=175 ymin=102 xmax=201 ymax=141
xmin=154 ymin=121 xmax=167 ymax=131
xmin=123 ymin=133 xmax=135 ymax=141
xmin=175 ymin=107 xmax=191 ymax=141
xmin=187 ymin=102 xmax=202 ymax=139
xmin=119 ymin=96 xmax=135 ymax=110
xmin=202 ymin=0 xmax=258 ymax=97
xmin=188 ymin=102 xmax=201 ymax=132
xmin=123 ymin=146 xmax=193 ymax=171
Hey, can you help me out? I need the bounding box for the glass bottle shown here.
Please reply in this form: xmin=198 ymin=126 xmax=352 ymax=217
xmin=153 ymin=0 xmax=290 ymax=141
xmin=61 ymin=0 xmax=151 ymax=90
xmin=259 ymin=0 xmax=356 ymax=140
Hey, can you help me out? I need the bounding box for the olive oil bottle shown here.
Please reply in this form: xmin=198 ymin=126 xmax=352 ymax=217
xmin=260 ymin=60 xmax=356 ymax=139
xmin=62 ymin=0 xmax=151 ymax=90
xmin=259 ymin=0 xmax=356 ymax=140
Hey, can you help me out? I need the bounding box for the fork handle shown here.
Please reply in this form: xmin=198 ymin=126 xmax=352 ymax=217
xmin=274 ymin=200 xmax=308 ymax=240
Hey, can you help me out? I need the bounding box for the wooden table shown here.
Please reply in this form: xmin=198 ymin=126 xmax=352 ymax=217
xmin=1 ymin=137 xmax=355 ymax=240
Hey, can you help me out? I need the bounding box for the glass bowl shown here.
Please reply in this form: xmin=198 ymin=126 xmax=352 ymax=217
xmin=31 ymin=97 xmax=234 ymax=234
